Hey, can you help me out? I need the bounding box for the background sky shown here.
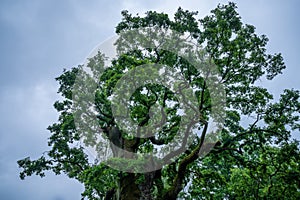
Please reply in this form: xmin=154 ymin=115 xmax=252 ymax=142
xmin=0 ymin=0 xmax=299 ymax=199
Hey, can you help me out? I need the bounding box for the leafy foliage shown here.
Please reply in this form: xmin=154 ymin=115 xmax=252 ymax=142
xmin=18 ymin=2 xmax=299 ymax=200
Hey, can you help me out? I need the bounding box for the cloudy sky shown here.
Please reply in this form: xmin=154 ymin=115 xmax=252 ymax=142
xmin=0 ymin=0 xmax=299 ymax=199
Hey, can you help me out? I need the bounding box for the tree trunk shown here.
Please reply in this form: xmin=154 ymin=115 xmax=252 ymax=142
xmin=120 ymin=173 xmax=140 ymax=200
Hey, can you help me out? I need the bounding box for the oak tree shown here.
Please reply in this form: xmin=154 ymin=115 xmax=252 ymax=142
xmin=18 ymin=3 xmax=300 ymax=199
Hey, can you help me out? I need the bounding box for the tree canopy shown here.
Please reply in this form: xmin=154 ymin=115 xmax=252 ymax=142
xmin=18 ymin=2 xmax=300 ymax=200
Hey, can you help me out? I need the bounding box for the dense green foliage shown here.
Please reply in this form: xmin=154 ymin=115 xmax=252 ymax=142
xmin=18 ymin=3 xmax=300 ymax=199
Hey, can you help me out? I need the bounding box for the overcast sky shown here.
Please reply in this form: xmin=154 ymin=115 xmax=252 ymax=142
xmin=0 ymin=0 xmax=299 ymax=199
